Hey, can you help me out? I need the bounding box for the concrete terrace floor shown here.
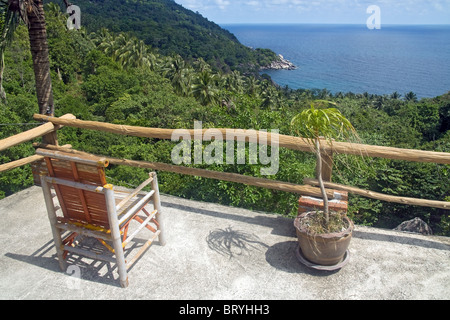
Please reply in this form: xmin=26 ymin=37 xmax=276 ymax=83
xmin=0 ymin=186 xmax=449 ymax=300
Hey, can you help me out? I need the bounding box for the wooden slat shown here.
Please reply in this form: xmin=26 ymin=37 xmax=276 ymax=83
xmin=71 ymin=161 xmax=93 ymax=224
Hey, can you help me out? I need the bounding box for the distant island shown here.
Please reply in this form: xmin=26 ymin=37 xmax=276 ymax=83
xmin=261 ymin=54 xmax=297 ymax=71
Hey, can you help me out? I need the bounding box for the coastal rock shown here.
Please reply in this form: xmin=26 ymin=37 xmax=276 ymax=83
xmin=394 ymin=217 xmax=433 ymax=235
xmin=261 ymin=54 xmax=297 ymax=71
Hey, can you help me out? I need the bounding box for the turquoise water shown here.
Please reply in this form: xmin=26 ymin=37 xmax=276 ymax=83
xmin=224 ymin=24 xmax=450 ymax=98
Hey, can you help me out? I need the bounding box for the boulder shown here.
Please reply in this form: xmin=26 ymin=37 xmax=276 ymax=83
xmin=261 ymin=54 xmax=297 ymax=71
xmin=394 ymin=217 xmax=433 ymax=235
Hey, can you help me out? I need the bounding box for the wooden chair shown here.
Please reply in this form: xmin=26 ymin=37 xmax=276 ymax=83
xmin=35 ymin=148 xmax=165 ymax=288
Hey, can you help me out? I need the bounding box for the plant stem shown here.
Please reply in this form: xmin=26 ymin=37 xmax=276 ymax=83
xmin=315 ymin=138 xmax=329 ymax=226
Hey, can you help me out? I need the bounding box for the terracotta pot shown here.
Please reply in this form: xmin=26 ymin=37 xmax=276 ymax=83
xmin=294 ymin=211 xmax=354 ymax=266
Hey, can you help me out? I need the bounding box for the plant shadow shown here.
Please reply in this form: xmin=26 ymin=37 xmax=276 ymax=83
xmin=206 ymin=226 xmax=269 ymax=259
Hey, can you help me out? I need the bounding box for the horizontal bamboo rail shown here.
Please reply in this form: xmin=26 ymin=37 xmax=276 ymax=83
xmin=0 ymin=123 xmax=55 ymax=152
xmin=0 ymin=154 xmax=44 ymax=173
xmin=0 ymin=144 xmax=72 ymax=173
xmin=33 ymin=114 xmax=450 ymax=164
xmin=33 ymin=143 xmax=334 ymax=199
xmin=304 ymin=179 xmax=450 ymax=210
xmin=0 ymin=114 xmax=75 ymax=152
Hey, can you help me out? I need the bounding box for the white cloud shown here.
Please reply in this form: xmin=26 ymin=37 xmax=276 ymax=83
xmin=215 ymin=0 xmax=231 ymax=10
xmin=176 ymin=0 xmax=204 ymax=10
xmin=176 ymin=0 xmax=231 ymax=11
xmin=245 ymin=1 xmax=260 ymax=7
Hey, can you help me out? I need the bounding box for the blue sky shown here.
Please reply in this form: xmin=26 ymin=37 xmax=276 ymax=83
xmin=174 ymin=0 xmax=450 ymax=25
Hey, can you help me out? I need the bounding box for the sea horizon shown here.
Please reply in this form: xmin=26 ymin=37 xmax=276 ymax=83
xmin=222 ymin=23 xmax=450 ymax=26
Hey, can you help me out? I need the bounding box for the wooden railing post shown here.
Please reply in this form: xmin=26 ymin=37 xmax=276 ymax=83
xmin=42 ymin=129 xmax=59 ymax=146
xmin=320 ymin=149 xmax=334 ymax=182
xmin=317 ymin=137 xmax=334 ymax=182
xmin=41 ymin=114 xmax=76 ymax=146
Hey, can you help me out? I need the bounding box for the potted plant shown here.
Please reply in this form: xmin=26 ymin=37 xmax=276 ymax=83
xmin=290 ymin=100 xmax=357 ymax=269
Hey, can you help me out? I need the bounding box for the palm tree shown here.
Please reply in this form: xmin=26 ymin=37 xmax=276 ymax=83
xmin=224 ymin=70 xmax=244 ymax=94
xmin=291 ymin=100 xmax=357 ymax=227
xmin=96 ymin=31 xmax=159 ymax=72
xmin=0 ymin=0 xmax=55 ymax=115
xmin=318 ymin=88 xmax=332 ymax=100
xmin=192 ymin=57 xmax=211 ymax=73
xmin=390 ymin=91 xmax=401 ymax=100
xmin=119 ymin=37 xmax=156 ymax=70
xmin=191 ymin=70 xmax=219 ymax=106
xmin=172 ymin=66 xmax=193 ymax=96
xmin=244 ymin=75 xmax=259 ymax=97
xmin=161 ymin=54 xmax=194 ymax=96
xmin=161 ymin=54 xmax=185 ymax=79
xmin=404 ymin=91 xmax=417 ymax=102
xmin=334 ymin=91 xmax=344 ymax=99
xmin=260 ymin=85 xmax=282 ymax=110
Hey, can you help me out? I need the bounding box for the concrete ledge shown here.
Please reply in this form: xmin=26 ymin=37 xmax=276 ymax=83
xmin=0 ymin=186 xmax=449 ymax=299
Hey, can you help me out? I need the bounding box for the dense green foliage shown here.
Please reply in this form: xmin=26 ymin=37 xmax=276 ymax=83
xmin=1 ymin=4 xmax=449 ymax=235
xmin=46 ymin=0 xmax=277 ymax=73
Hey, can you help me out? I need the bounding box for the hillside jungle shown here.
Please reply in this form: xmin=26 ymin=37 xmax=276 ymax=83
xmin=0 ymin=5 xmax=449 ymax=235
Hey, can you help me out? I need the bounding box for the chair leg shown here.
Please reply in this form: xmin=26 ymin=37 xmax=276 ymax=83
xmin=40 ymin=176 xmax=67 ymax=271
xmin=104 ymin=185 xmax=129 ymax=288
xmin=53 ymin=228 xmax=67 ymax=271
xmin=151 ymin=172 xmax=166 ymax=246
xmin=112 ymin=235 xmax=129 ymax=288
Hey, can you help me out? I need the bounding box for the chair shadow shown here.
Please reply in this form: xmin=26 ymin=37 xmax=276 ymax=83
xmin=4 ymin=235 xmax=154 ymax=288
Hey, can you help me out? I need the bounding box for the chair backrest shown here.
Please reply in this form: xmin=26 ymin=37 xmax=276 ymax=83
xmin=36 ymin=148 xmax=112 ymax=229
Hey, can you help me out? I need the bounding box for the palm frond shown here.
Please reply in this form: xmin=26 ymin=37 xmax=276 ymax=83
xmin=290 ymin=100 xmax=358 ymax=147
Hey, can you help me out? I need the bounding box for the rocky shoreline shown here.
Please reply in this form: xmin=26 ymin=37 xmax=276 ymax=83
xmin=261 ymin=54 xmax=297 ymax=71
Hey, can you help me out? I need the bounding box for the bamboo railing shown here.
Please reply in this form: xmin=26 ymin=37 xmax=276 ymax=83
xmin=1 ymin=113 xmax=449 ymax=210
xmin=32 ymin=114 xmax=450 ymax=165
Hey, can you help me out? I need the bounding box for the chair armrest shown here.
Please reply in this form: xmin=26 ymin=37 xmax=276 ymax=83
xmin=116 ymin=174 xmax=154 ymax=211
xmin=118 ymin=189 xmax=155 ymax=226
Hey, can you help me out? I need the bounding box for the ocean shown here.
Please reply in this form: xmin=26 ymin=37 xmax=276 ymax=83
xmin=223 ymin=24 xmax=450 ymax=98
